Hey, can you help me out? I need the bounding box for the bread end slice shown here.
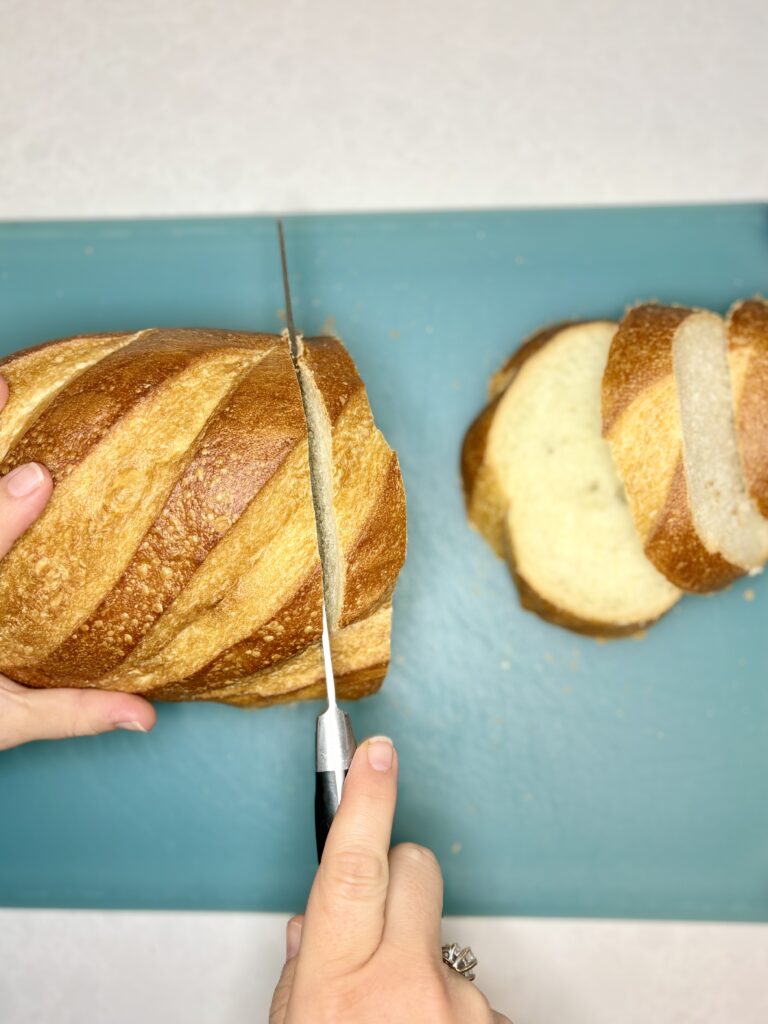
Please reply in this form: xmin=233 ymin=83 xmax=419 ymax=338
xmin=604 ymin=304 xmax=767 ymax=592
xmin=728 ymin=297 xmax=768 ymax=521
xmin=462 ymin=323 xmax=574 ymax=556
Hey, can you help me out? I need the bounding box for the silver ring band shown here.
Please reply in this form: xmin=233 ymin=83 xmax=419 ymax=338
xmin=442 ymin=942 xmax=478 ymax=982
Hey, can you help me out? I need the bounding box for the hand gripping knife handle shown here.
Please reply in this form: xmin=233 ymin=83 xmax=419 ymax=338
xmin=315 ymin=705 xmax=357 ymax=861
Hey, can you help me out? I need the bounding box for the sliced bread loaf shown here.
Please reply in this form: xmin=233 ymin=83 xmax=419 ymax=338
xmin=0 ymin=329 xmax=406 ymax=705
xmin=602 ymin=304 xmax=768 ymax=592
xmin=462 ymin=321 xmax=680 ymax=636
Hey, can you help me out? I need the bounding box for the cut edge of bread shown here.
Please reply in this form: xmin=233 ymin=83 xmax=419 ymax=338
xmin=673 ymin=309 xmax=768 ymax=573
xmin=463 ymin=320 xmax=681 ymax=637
xmin=462 ymin=323 xmax=576 ymax=556
xmin=292 ymin=333 xmax=345 ymax=630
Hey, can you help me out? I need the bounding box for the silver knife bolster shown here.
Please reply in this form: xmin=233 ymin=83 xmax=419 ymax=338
xmin=316 ymin=706 xmax=356 ymax=773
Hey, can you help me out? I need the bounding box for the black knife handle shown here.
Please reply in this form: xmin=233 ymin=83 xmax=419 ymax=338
xmin=315 ymin=769 xmax=348 ymax=861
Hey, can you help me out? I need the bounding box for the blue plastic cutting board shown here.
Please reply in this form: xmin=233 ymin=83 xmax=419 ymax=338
xmin=1 ymin=207 xmax=767 ymax=920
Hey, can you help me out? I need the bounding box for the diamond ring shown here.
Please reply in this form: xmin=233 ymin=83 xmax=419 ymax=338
xmin=441 ymin=942 xmax=478 ymax=982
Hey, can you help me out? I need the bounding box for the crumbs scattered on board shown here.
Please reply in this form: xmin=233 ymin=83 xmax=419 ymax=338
xmin=320 ymin=315 xmax=338 ymax=336
xmin=389 ymin=329 xmax=400 ymax=339
xmin=451 ymin=842 xmax=462 ymax=855
xmin=743 ymin=589 xmax=755 ymax=602
xmin=499 ymin=659 xmax=511 ymax=671
xmin=631 ymin=630 xmax=648 ymax=642
xmin=276 ymin=307 xmax=286 ymax=323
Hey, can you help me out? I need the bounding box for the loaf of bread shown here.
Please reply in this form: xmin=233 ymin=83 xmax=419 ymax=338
xmin=0 ymin=328 xmax=406 ymax=706
xmin=462 ymin=321 xmax=680 ymax=636
xmin=602 ymin=304 xmax=768 ymax=592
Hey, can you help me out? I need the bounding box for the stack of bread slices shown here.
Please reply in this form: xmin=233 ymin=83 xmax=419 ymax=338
xmin=462 ymin=299 xmax=768 ymax=637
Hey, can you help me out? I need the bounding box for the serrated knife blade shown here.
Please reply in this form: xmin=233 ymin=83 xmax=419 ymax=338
xmin=276 ymin=219 xmax=357 ymax=861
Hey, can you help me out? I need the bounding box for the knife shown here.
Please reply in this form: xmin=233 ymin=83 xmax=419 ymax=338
xmin=277 ymin=220 xmax=357 ymax=862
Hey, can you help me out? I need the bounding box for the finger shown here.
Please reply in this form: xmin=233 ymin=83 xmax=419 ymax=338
xmin=0 ymin=462 xmax=53 ymax=558
xmin=268 ymin=916 xmax=303 ymax=1024
xmin=299 ymin=736 xmax=398 ymax=976
xmin=384 ymin=843 xmax=443 ymax=958
xmin=444 ymin=969 xmax=498 ymax=1021
xmin=269 ymin=958 xmax=298 ymax=1024
xmin=0 ymin=375 xmax=8 ymax=411
xmin=0 ymin=676 xmax=156 ymax=750
xmin=286 ymin=915 xmax=304 ymax=959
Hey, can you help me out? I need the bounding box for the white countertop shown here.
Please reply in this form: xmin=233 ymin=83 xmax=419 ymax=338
xmin=1 ymin=911 xmax=767 ymax=1024
xmin=2 ymin=0 xmax=766 ymax=217
xmin=1 ymin=1 xmax=767 ymax=1021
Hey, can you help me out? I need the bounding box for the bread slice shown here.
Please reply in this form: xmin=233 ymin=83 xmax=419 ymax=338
xmin=298 ymin=336 xmax=407 ymax=631
xmin=0 ymin=329 xmax=405 ymax=705
xmin=463 ymin=321 xmax=680 ymax=635
xmin=727 ymin=297 xmax=768 ymax=519
xmin=603 ymin=304 xmax=768 ymax=592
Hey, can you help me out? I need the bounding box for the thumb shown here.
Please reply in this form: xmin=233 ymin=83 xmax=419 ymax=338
xmin=269 ymin=916 xmax=304 ymax=1024
xmin=0 ymin=675 xmax=156 ymax=750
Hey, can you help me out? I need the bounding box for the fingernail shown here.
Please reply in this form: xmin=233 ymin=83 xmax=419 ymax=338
xmin=286 ymin=918 xmax=303 ymax=959
xmin=114 ymin=721 xmax=148 ymax=732
xmin=5 ymin=463 xmax=46 ymax=498
xmin=367 ymin=736 xmax=394 ymax=772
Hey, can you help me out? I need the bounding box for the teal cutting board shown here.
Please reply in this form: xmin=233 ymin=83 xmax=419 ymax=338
xmin=1 ymin=207 xmax=767 ymax=920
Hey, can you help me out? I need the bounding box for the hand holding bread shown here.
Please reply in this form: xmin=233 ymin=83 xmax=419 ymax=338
xmin=0 ymin=375 xmax=156 ymax=748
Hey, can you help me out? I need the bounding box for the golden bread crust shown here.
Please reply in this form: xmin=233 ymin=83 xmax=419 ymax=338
xmin=602 ymin=304 xmax=743 ymax=592
xmin=0 ymin=329 xmax=404 ymax=705
xmin=0 ymin=331 xmax=140 ymax=463
xmin=511 ymin=564 xmax=656 ymax=638
xmin=728 ymin=298 xmax=768 ymax=518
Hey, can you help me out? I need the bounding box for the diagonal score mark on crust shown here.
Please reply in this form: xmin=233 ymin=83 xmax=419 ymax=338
xmin=158 ymin=389 xmax=404 ymax=693
xmin=30 ymin=342 xmax=283 ymax=681
xmin=164 ymin=564 xmax=324 ymax=695
xmin=0 ymin=346 xmax=264 ymax=666
xmin=92 ymin=438 xmax=321 ymax=691
xmin=0 ymin=330 xmax=144 ymax=462
xmin=151 ymin=602 xmax=393 ymax=705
